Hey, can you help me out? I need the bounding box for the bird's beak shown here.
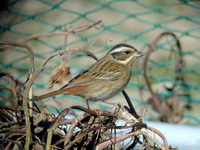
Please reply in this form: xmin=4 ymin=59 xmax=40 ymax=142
xmin=134 ymin=51 xmax=144 ymax=58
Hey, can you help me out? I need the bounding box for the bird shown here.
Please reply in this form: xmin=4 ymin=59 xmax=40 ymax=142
xmin=31 ymin=44 xmax=144 ymax=109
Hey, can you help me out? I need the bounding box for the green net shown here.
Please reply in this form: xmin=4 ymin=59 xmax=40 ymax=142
xmin=0 ymin=0 xmax=200 ymax=124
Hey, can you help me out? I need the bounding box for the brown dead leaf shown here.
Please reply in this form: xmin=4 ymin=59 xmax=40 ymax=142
xmin=32 ymin=143 xmax=44 ymax=150
xmin=164 ymin=94 xmax=187 ymax=123
xmin=48 ymin=60 xmax=71 ymax=92
xmin=13 ymin=141 xmax=22 ymax=150
xmin=162 ymin=94 xmax=187 ymax=123
xmin=33 ymin=113 xmax=47 ymax=126
xmin=148 ymin=93 xmax=187 ymax=123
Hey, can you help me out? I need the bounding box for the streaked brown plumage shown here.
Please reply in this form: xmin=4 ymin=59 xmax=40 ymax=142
xmin=31 ymin=44 xmax=144 ymax=108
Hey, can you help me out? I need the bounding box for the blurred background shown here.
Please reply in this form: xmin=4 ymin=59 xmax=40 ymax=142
xmin=0 ymin=0 xmax=200 ymax=125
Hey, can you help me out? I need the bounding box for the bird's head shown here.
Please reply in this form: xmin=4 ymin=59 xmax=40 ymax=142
xmin=106 ymin=44 xmax=144 ymax=67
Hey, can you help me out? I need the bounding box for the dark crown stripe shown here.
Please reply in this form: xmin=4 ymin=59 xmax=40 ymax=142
xmin=110 ymin=43 xmax=136 ymax=52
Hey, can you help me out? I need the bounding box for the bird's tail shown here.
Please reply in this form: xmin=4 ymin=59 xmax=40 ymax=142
xmin=29 ymin=88 xmax=69 ymax=102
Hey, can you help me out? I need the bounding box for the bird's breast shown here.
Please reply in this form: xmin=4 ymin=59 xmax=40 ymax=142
xmin=86 ymin=68 xmax=131 ymax=101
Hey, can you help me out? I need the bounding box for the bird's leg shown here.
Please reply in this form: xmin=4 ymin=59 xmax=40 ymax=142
xmin=86 ymin=99 xmax=90 ymax=110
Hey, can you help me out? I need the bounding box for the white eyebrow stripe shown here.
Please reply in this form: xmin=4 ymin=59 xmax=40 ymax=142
xmin=110 ymin=47 xmax=127 ymax=53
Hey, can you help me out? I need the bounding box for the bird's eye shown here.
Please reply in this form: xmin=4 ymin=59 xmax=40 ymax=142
xmin=125 ymin=50 xmax=129 ymax=54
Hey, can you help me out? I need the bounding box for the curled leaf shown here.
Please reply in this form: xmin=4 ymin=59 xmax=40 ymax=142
xmin=48 ymin=60 xmax=71 ymax=92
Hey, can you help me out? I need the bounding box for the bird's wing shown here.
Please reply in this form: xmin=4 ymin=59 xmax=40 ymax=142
xmin=61 ymin=58 xmax=125 ymax=89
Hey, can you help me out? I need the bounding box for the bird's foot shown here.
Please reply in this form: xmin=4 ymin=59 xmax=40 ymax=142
xmin=103 ymin=101 xmax=125 ymax=112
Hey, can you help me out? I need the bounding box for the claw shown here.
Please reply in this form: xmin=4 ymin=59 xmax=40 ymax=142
xmin=103 ymin=101 xmax=125 ymax=113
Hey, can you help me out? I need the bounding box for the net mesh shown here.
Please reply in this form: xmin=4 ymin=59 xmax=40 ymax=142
xmin=0 ymin=0 xmax=200 ymax=124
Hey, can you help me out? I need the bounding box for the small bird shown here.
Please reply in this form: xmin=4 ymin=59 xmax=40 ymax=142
xmin=32 ymin=44 xmax=144 ymax=109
